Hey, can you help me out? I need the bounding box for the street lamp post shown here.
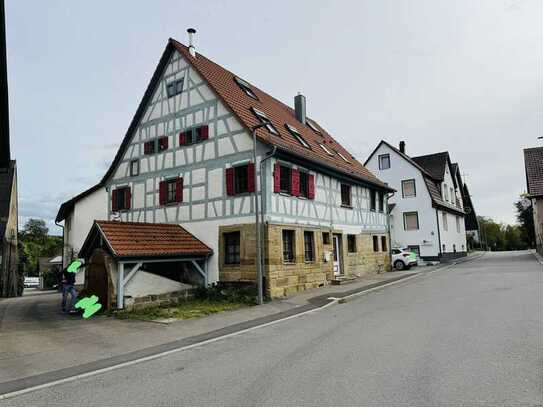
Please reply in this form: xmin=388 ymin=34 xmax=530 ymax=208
xmin=252 ymin=123 xmax=268 ymax=305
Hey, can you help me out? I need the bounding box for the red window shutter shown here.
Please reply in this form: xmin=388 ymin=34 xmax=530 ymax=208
xmin=159 ymin=181 xmax=167 ymax=205
xmin=112 ymin=189 xmax=118 ymax=211
xmin=226 ymin=168 xmax=235 ymax=196
xmin=125 ymin=188 xmax=131 ymax=210
xmin=247 ymin=162 xmax=255 ymax=193
xmin=200 ymin=125 xmax=209 ymax=140
xmin=176 ymin=177 xmax=183 ymax=202
xmin=273 ymin=163 xmax=281 ymax=193
xmin=308 ymin=174 xmax=315 ymax=199
xmin=291 ymin=169 xmax=300 ymax=197
xmin=179 ymin=131 xmax=186 ymax=146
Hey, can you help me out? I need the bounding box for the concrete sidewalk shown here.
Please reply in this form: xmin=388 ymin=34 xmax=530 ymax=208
xmin=0 ymin=254 xmax=483 ymax=397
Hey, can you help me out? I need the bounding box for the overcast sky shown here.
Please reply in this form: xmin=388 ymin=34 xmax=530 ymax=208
xmin=6 ymin=0 xmax=543 ymax=235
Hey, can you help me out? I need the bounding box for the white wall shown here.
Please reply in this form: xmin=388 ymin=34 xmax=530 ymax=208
xmin=437 ymin=210 xmax=467 ymax=253
xmin=366 ymin=143 xmax=440 ymax=258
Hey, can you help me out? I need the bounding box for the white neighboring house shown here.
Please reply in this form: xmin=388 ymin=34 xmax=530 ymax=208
xmin=365 ymin=141 xmax=467 ymax=261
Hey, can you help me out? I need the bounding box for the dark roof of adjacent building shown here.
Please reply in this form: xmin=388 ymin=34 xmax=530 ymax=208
xmin=411 ymin=152 xmax=450 ymax=182
xmin=80 ymin=221 xmax=213 ymax=259
xmin=55 ymin=183 xmax=101 ymax=223
xmin=0 ymin=160 xmax=15 ymax=239
xmin=57 ymin=38 xmax=392 ymax=221
xmin=462 ymin=183 xmax=479 ymax=231
xmin=524 ymin=147 xmax=543 ymax=197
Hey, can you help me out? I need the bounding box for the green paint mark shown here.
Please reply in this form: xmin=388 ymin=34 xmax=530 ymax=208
xmin=67 ymin=260 xmax=82 ymax=273
xmin=75 ymin=295 xmax=102 ymax=319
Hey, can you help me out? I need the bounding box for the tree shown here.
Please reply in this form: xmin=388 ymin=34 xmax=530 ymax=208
xmin=18 ymin=218 xmax=62 ymax=276
xmin=514 ymin=195 xmax=535 ymax=248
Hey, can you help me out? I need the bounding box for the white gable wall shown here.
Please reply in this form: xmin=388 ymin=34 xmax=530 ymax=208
xmin=366 ymin=143 xmax=440 ymax=258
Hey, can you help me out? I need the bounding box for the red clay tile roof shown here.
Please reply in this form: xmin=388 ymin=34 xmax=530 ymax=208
xmin=95 ymin=221 xmax=212 ymax=258
xmin=524 ymin=147 xmax=543 ymax=197
xmin=169 ymin=39 xmax=387 ymax=188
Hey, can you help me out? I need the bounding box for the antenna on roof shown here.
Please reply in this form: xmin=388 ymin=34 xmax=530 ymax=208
xmin=187 ymin=28 xmax=197 ymax=58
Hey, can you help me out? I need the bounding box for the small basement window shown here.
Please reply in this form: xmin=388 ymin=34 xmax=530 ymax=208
xmin=347 ymin=235 xmax=357 ymax=253
xmin=286 ymin=124 xmax=311 ymax=149
xmin=224 ymin=232 xmax=241 ymax=265
xmin=282 ymin=230 xmax=296 ymax=263
xmin=234 ymin=76 xmax=258 ymax=100
xmin=251 ymin=107 xmax=279 ymax=135
xmin=373 ymin=236 xmax=379 ymax=252
xmin=166 ymin=78 xmax=184 ymax=98
xmin=381 ymin=236 xmax=387 ymax=252
xmin=304 ymin=231 xmax=315 ymax=262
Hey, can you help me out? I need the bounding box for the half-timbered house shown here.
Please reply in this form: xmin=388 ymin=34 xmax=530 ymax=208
xmin=56 ymin=32 xmax=392 ymax=307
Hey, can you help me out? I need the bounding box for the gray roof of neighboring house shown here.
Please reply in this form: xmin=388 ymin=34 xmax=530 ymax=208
xmin=0 ymin=160 xmax=15 ymax=239
xmin=411 ymin=152 xmax=450 ymax=181
xmin=524 ymin=147 xmax=543 ymax=197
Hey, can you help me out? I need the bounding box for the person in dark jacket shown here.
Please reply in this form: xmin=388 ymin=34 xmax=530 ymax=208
xmin=61 ymin=267 xmax=78 ymax=312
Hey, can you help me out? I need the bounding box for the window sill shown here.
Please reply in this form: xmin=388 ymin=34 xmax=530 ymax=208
xmin=283 ymin=261 xmax=296 ymax=265
xmin=223 ymin=263 xmax=241 ymax=267
xmin=341 ymin=204 xmax=353 ymax=209
xmin=304 ymin=260 xmax=315 ymax=264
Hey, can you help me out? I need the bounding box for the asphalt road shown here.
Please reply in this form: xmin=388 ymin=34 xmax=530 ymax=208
xmin=4 ymin=251 xmax=543 ymax=407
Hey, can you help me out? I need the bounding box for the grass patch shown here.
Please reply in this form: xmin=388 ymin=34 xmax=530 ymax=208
xmin=115 ymin=299 xmax=248 ymax=321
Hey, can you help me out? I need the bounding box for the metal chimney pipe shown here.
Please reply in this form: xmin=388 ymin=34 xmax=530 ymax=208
xmin=399 ymin=141 xmax=406 ymax=154
xmin=294 ymin=93 xmax=306 ymax=125
xmin=187 ymin=28 xmax=196 ymax=58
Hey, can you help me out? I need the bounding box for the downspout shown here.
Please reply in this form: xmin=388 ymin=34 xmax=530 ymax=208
xmin=259 ymin=146 xmax=277 ymax=298
xmin=386 ymin=191 xmax=395 ymax=270
xmin=55 ymin=220 xmax=65 ymax=268
xmin=436 ymin=209 xmax=442 ymax=260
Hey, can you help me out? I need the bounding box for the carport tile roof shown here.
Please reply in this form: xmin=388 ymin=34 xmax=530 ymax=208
xmin=96 ymin=221 xmax=212 ymax=258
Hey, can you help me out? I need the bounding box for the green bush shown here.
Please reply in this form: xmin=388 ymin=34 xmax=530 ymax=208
xmin=193 ymin=283 xmax=257 ymax=305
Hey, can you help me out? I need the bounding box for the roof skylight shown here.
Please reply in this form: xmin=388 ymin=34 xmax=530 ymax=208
xmin=319 ymin=143 xmax=334 ymax=156
xmin=285 ymin=124 xmax=311 ymax=149
xmin=306 ymin=119 xmax=321 ymax=134
xmin=335 ymin=150 xmax=350 ymax=163
xmin=234 ymin=77 xmax=258 ymax=100
xmin=251 ymin=107 xmax=279 ymax=135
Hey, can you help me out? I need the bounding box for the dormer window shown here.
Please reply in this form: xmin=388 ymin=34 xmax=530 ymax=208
xmin=306 ymin=119 xmax=321 ymax=134
xmin=335 ymin=150 xmax=350 ymax=163
xmin=286 ymin=124 xmax=311 ymax=149
xmin=251 ymin=107 xmax=279 ymax=135
xmin=234 ymin=77 xmax=258 ymax=100
xmin=166 ymin=78 xmax=184 ymax=98
xmin=319 ymin=143 xmax=334 ymax=156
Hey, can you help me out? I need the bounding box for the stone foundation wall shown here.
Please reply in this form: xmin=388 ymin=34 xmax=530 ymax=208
xmin=217 ymin=222 xmax=392 ymax=298
xmin=266 ymin=225 xmax=334 ymax=297
xmin=342 ymin=234 xmax=391 ymax=277
xmin=120 ymin=289 xmax=194 ymax=311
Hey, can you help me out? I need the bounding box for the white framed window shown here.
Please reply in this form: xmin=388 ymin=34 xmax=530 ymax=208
xmin=443 ymin=184 xmax=449 ymax=201
xmin=404 ymin=212 xmax=419 ymax=230
xmin=166 ymin=78 xmax=184 ymax=98
xmin=378 ymin=154 xmax=390 ymax=170
xmin=402 ymin=179 xmax=416 ymax=198
xmin=442 ymin=212 xmax=448 ymax=231
xmin=456 ymin=216 xmax=461 ymax=233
